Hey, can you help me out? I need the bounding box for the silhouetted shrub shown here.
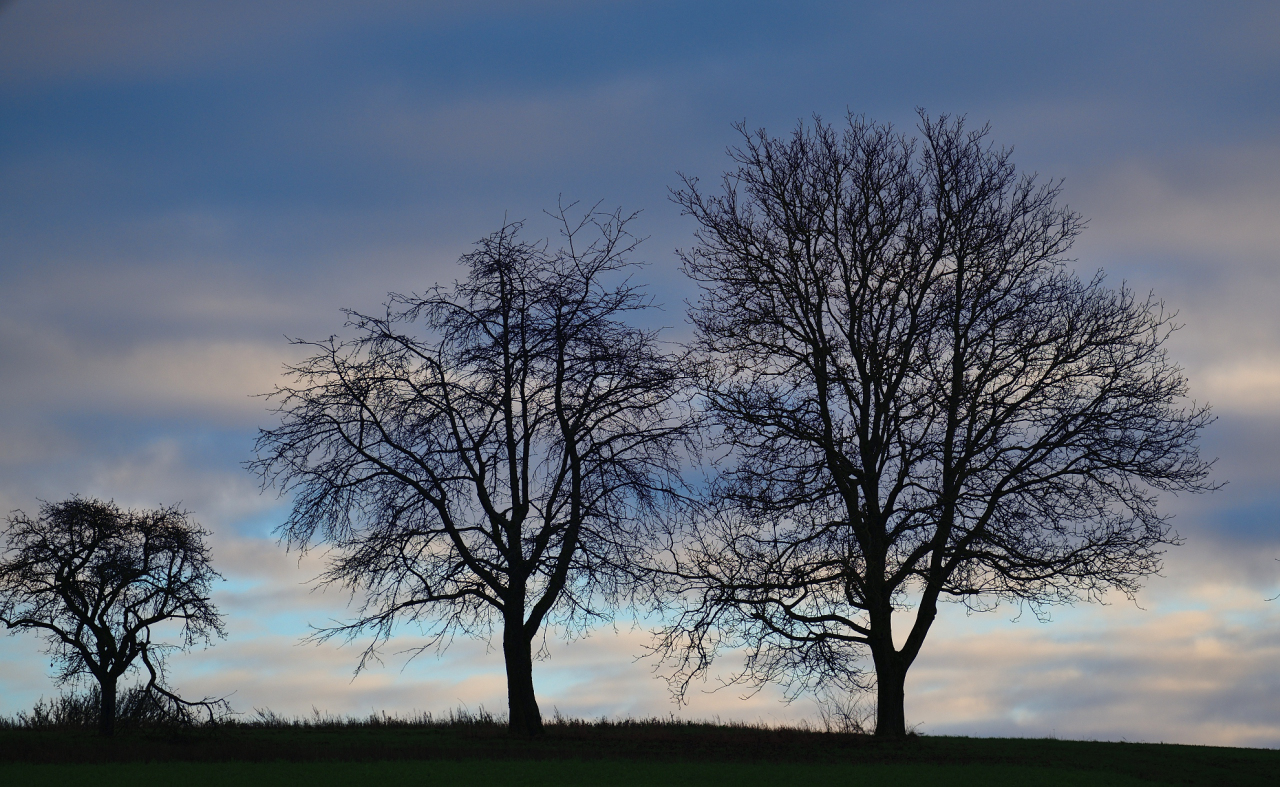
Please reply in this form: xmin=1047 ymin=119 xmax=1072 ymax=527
xmin=3 ymin=684 xmax=214 ymax=731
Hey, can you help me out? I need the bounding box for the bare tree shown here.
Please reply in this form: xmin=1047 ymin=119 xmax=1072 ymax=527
xmin=0 ymin=497 xmax=228 ymax=735
xmin=652 ymin=113 xmax=1215 ymax=737
xmin=252 ymin=205 xmax=689 ymax=736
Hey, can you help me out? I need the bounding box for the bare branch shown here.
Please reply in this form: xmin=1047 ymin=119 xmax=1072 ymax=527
xmin=654 ymin=112 xmax=1214 ymax=737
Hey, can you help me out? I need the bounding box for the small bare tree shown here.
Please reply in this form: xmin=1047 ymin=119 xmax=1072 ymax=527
xmin=0 ymin=497 xmax=228 ymax=735
xmin=652 ymin=113 xmax=1215 ymax=736
xmin=253 ymin=205 xmax=689 ymax=736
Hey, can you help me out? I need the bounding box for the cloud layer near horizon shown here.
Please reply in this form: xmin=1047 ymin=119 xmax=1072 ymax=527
xmin=0 ymin=0 xmax=1277 ymax=746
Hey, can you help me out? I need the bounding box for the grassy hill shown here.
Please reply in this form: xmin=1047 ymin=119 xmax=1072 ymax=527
xmin=0 ymin=716 xmax=1273 ymax=786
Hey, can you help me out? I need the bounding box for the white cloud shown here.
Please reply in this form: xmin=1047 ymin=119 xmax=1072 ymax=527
xmin=1195 ymin=359 xmax=1280 ymax=415
xmin=908 ymin=586 xmax=1280 ymax=747
xmin=57 ymin=339 xmax=288 ymax=419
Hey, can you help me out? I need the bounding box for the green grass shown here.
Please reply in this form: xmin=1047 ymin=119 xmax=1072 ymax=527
xmin=0 ymin=722 xmax=1274 ymax=786
xmin=0 ymin=759 xmax=1167 ymax=787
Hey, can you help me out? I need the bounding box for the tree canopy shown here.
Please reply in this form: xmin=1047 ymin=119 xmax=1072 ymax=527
xmin=651 ymin=113 xmax=1215 ymax=736
xmin=0 ymin=497 xmax=227 ymax=735
xmin=253 ymin=206 xmax=691 ymax=735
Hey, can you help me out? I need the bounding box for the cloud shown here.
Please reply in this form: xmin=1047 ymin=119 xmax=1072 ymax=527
xmin=143 ymin=577 xmax=1280 ymax=748
xmin=0 ymin=0 xmax=651 ymax=88
xmin=1 ymin=0 xmax=1278 ymax=746
xmin=908 ymin=587 xmax=1280 ymax=747
xmin=0 ymin=1 xmax=419 ymax=85
xmin=0 ymin=335 xmax=288 ymax=423
xmin=154 ymin=619 xmax=821 ymax=725
xmin=343 ymin=75 xmax=673 ymax=174
xmin=1078 ymin=146 xmax=1280 ymax=261
xmin=1195 ymin=360 xmax=1280 ymax=415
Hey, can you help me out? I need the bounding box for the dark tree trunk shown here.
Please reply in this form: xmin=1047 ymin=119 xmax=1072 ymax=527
xmin=98 ymin=675 xmax=117 ymax=737
xmin=873 ymin=657 xmax=907 ymax=737
xmin=867 ymin=570 xmax=910 ymax=737
xmin=869 ymin=605 xmax=908 ymax=738
xmin=502 ymin=617 xmax=543 ymax=736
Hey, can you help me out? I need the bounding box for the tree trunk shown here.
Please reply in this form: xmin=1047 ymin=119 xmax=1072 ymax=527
xmin=873 ymin=659 xmax=907 ymax=737
xmin=502 ymin=617 xmax=543 ymax=736
xmin=869 ymin=593 xmax=936 ymax=737
xmin=98 ymin=675 xmax=117 ymax=737
xmin=867 ymin=570 xmax=910 ymax=737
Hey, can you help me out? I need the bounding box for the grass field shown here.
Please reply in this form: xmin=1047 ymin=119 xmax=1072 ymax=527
xmin=0 ymin=759 xmax=1180 ymax=787
xmin=0 ymin=718 xmax=1273 ymax=786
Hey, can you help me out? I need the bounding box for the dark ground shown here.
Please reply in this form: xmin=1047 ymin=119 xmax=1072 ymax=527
xmin=0 ymin=721 xmax=1275 ymax=786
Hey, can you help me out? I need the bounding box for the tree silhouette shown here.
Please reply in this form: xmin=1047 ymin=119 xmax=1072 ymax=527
xmin=0 ymin=497 xmax=227 ymax=735
xmin=253 ymin=205 xmax=689 ymax=736
xmin=652 ymin=113 xmax=1215 ymax=736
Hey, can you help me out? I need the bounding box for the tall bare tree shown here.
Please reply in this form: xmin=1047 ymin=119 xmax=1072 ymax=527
xmin=253 ymin=206 xmax=689 ymax=736
xmin=0 ymin=497 xmax=228 ymax=735
xmin=652 ymin=113 xmax=1215 ymax=736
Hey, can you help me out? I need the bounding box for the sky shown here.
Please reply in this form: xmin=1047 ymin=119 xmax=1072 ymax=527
xmin=0 ymin=0 xmax=1278 ymax=747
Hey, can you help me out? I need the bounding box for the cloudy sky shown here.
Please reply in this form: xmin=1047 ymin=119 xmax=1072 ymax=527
xmin=1 ymin=0 xmax=1278 ymax=747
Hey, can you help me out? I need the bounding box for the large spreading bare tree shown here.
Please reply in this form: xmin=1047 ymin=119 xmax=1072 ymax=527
xmin=652 ymin=113 xmax=1214 ymax=736
xmin=253 ymin=206 xmax=689 ymax=736
xmin=0 ymin=497 xmax=228 ymax=735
